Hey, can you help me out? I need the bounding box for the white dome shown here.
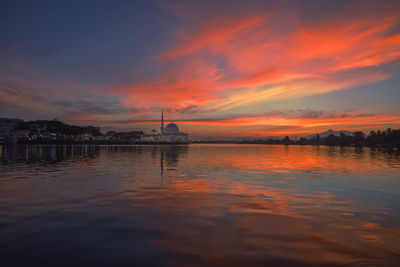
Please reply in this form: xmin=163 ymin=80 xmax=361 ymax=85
xmin=165 ymin=123 xmax=179 ymax=134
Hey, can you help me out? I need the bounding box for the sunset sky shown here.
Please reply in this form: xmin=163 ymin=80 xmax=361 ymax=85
xmin=1 ymin=0 xmax=400 ymax=137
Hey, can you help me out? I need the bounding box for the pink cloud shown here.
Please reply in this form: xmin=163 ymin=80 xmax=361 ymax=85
xmin=111 ymin=2 xmax=400 ymax=113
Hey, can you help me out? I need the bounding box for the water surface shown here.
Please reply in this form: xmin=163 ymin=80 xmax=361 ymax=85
xmin=1 ymin=144 xmax=400 ymax=266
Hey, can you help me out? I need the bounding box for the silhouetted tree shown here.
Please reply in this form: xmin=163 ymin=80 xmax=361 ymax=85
xmin=325 ymin=134 xmax=339 ymax=146
xmin=283 ymin=136 xmax=290 ymax=145
xmin=353 ymin=131 xmax=365 ymax=146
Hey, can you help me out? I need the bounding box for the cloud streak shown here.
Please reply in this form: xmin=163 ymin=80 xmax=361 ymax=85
xmin=93 ymin=109 xmax=400 ymax=136
xmin=115 ymin=1 xmax=400 ymax=118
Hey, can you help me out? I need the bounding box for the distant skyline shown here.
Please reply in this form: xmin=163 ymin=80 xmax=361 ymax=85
xmin=1 ymin=0 xmax=400 ymax=136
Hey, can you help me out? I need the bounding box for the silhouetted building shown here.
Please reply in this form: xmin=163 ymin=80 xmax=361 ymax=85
xmin=141 ymin=110 xmax=189 ymax=143
xmin=0 ymin=118 xmax=23 ymax=131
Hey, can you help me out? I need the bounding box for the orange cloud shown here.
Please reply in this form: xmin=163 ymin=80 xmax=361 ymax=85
xmin=178 ymin=113 xmax=400 ymax=136
xmin=101 ymin=110 xmax=400 ymax=136
xmin=114 ymin=3 xmax=400 ymax=114
xmin=158 ymin=14 xmax=268 ymax=61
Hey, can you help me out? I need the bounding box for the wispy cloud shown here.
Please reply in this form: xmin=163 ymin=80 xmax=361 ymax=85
xmin=115 ymin=1 xmax=400 ymax=115
xmin=93 ymin=109 xmax=400 ymax=136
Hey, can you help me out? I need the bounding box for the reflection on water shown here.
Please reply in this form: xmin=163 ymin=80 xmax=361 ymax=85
xmin=1 ymin=144 xmax=400 ymax=266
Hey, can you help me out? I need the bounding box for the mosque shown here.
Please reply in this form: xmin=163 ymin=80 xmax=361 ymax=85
xmin=140 ymin=110 xmax=189 ymax=143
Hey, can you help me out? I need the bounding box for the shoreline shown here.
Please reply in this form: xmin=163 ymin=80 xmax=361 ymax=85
xmin=1 ymin=141 xmax=398 ymax=150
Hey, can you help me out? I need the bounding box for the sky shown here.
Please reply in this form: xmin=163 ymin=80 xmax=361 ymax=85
xmin=1 ymin=0 xmax=400 ymax=137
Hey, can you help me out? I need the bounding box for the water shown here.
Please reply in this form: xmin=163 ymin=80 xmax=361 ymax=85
xmin=1 ymin=144 xmax=400 ymax=266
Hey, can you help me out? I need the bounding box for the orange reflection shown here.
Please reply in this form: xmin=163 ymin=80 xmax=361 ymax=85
xmin=2 ymin=145 xmax=400 ymax=265
xmin=114 ymin=145 xmax=400 ymax=266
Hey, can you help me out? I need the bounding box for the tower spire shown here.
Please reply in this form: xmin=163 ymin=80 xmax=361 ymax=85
xmin=160 ymin=109 xmax=164 ymax=134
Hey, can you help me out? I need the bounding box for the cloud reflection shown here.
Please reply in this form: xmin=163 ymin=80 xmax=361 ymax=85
xmin=1 ymin=145 xmax=400 ymax=265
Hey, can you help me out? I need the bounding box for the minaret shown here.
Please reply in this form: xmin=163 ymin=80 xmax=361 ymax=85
xmin=160 ymin=109 xmax=164 ymax=134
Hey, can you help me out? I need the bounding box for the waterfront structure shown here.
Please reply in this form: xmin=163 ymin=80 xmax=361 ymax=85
xmin=0 ymin=118 xmax=23 ymax=132
xmin=141 ymin=110 xmax=189 ymax=143
xmin=0 ymin=118 xmax=25 ymax=144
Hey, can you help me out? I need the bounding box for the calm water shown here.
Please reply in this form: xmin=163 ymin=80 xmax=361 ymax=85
xmin=1 ymin=144 xmax=400 ymax=266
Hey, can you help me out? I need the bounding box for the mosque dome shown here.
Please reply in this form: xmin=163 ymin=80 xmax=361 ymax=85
xmin=165 ymin=123 xmax=179 ymax=134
